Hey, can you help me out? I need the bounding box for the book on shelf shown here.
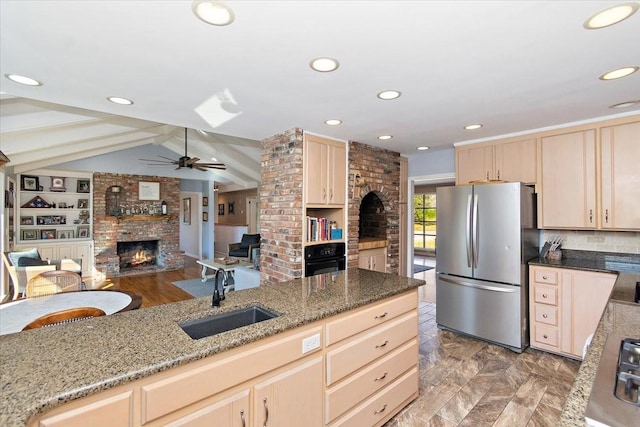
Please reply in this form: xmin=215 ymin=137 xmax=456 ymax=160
xmin=306 ymin=216 xmax=337 ymax=242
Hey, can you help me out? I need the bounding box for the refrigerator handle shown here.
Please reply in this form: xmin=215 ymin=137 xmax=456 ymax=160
xmin=472 ymin=194 xmax=479 ymax=268
xmin=465 ymin=194 xmax=473 ymax=268
xmin=438 ymin=274 xmax=517 ymax=293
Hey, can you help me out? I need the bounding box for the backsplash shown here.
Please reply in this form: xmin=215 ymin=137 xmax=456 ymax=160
xmin=540 ymin=230 xmax=640 ymax=254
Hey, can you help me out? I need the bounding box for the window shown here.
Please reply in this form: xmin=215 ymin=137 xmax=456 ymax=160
xmin=413 ymin=192 xmax=437 ymax=253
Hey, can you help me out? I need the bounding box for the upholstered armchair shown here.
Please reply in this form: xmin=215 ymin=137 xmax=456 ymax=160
xmin=228 ymin=234 xmax=260 ymax=261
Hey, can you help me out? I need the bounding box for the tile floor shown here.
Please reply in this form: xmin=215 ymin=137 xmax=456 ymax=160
xmin=384 ymin=257 xmax=582 ymax=426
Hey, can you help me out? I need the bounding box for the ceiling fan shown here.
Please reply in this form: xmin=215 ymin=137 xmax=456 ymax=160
xmin=140 ymin=128 xmax=226 ymax=171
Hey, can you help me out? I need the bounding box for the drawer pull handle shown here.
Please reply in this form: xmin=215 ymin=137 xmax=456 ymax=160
xmin=542 ymin=294 xmax=548 ymax=298
xmin=543 ymin=334 xmax=548 ymax=339
xmin=374 ymin=372 xmax=388 ymax=381
xmin=241 ymin=410 xmax=246 ymax=427
xmin=542 ymin=314 xmax=548 ymax=319
xmin=375 ymin=340 xmax=389 ymax=349
xmin=374 ymin=404 xmax=388 ymax=415
xmin=542 ymin=275 xmax=548 ymax=280
xmin=263 ymin=398 xmax=269 ymax=427
xmin=375 ymin=312 xmax=388 ymax=319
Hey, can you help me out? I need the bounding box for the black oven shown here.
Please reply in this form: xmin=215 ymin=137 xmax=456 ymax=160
xmin=304 ymin=242 xmax=346 ymax=277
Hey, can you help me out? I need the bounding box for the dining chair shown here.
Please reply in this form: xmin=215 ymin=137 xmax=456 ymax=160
xmin=25 ymin=270 xmax=83 ymax=298
xmin=22 ymin=307 xmax=106 ymax=330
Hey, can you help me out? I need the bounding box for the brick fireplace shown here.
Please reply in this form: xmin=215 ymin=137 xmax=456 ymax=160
xmin=92 ymin=173 xmax=183 ymax=277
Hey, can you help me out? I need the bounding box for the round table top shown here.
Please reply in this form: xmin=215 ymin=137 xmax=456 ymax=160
xmin=0 ymin=291 xmax=141 ymax=335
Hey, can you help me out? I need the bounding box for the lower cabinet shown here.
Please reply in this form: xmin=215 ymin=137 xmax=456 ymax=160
xmin=529 ymin=265 xmax=616 ymax=359
xmin=359 ymin=248 xmax=387 ymax=272
xmin=29 ymin=291 xmax=419 ymax=427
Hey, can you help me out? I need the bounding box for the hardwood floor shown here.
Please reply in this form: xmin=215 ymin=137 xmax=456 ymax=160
xmin=90 ymin=255 xmax=580 ymax=426
xmin=86 ymin=255 xmax=200 ymax=308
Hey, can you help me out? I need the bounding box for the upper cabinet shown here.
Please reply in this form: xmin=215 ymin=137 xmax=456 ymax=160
xmin=540 ymin=129 xmax=597 ymax=229
xmin=304 ymin=134 xmax=346 ymax=206
xmin=539 ymin=118 xmax=639 ymax=230
xmin=455 ymin=138 xmax=537 ymax=185
xmin=600 ymin=121 xmax=640 ymax=230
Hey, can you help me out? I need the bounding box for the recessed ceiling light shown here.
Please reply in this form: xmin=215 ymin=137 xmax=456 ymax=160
xmin=377 ymin=135 xmax=393 ymax=140
xmin=211 ymin=157 xmax=218 ymax=162
xmin=417 ymin=146 xmax=430 ymax=151
xmin=107 ymin=96 xmax=134 ymax=105
xmin=610 ymin=100 xmax=640 ymax=109
xmin=310 ymin=57 xmax=340 ymax=72
xmin=324 ymin=119 xmax=342 ymax=126
xmin=192 ymin=1 xmax=235 ymax=26
xmin=599 ymin=66 xmax=639 ymax=80
xmin=464 ymin=123 xmax=483 ymax=130
xmin=377 ymin=90 xmax=401 ymax=100
xmin=583 ymin=2 xmax=639 ymax=29
xmin=5 ymin=73 xmax=42 ymax=86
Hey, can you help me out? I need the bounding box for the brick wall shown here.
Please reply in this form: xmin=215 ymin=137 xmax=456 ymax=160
xmin=348 ymin=141 xmax=401 ymax=273
xmin=93 ymin=173 xmax=183 ymax=277
xmin=259 ymin=128 xmax=304 ymax=283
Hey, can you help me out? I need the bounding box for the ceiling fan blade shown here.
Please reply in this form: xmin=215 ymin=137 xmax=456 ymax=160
xmin=186 ymin=157 xmax=200 ymax=165
xmin=193 ymin=164 xmax=208 ymax=172
xmin=157 ymin=155 xmax=180 ymax=162
xmin=199 ymin=164 xmax=227 ymax=170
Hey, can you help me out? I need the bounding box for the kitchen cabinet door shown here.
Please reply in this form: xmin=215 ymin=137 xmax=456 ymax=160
xmin=359 ymin=248 xmax=386 ymax=272
xmin=252 ymin=357 xmax=323 ymax=427
xmin=303 ymin=135 xmax=346 ymax=206
xmin=540 ymin=129 xmax=596 ymax=228
xmin=456 ymin=145 xmax=493 ymax=184
xmin=494 ymin=138 xmax=537 ymax=184
xmin=600 ymin=121 xmax=640 ymax=230
xmin=327 ymin=143 xmax=346 ymax=205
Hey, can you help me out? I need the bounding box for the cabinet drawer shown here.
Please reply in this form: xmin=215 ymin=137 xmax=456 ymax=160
xmin=329 ymin=367 xmax=418 ymax=427
xmin=326 ymin=311 xmax=417 ymax=386
xmin=141 ymin=325 xmax=322 ymax=424
xmin=325 ymin=339 xmax=418 ymax=424
xmin=533 ymin=269 xmax=558 ymax=285
xmin=533 ymin=284 xmax=558 ymax=305
xmin=38 ymin=391 xmax=133 ymax=427
xmin=326 ymin=291 xmax=417 ymax=346
xmin=533 ymin=304 xmax=557 ymax=326
xmin=533 ymin=325 xmax=559 ymax=347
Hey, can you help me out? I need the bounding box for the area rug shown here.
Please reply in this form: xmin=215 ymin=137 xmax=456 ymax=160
xmin=413 ymin=264 xmax=434 ymax=274
xmin=172 ymin=278 xmax=214 ymax=298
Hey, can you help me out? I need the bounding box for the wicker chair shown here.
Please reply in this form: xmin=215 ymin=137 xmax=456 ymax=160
xmin=22 ymin=307 xmax=106 ymax=330
xmin=25 ymin=270 xmax=83 ymax=298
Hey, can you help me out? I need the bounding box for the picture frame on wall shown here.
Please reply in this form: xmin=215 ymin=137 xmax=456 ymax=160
xmin=139 ymin=181 xmax=160 ymax=200
xmin=77 ymin=179 xmax=90 ymax=193
xmin=21 ymin=229 xmax=37 ymax=240
xmin=183 ymin=198 xmax=191 ymax=224
xmin=78 ymin=199 xmax=88 ymax=209
xmin=228 ymin=201 xmax=234 ymax=214
xmin=203 ymin=212 xmax=208 ymax=222
xmin=203 ymin=196 xmax=208 ymax=207
xmin=218 ymin=203 xmax=224 ymax=215
xmin=21 ymin=175 xmax=39 ymax=191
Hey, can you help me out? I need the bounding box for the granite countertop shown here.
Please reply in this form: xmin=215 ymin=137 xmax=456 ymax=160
xmin=528 ymin=250 xmax=640 ymax=426
xmin=0 ymin=268 xmax=424 ymax=427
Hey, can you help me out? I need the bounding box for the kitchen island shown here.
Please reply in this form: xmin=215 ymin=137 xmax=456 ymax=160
xmin=0 ymin=268 xmax=424 ymax=426
xmin=529 ymin=250 xmax=640 ymax=426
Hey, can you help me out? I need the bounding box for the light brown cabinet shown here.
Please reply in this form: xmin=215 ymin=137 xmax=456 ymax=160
xmin=455 ymin=138 xmax=536 ymax=184
xmin=600 ymin=121 xmax=640 ymax=230
xmin=29 ymin=292 xmax=419 ymax=427
xmin=304 ymin=134 xmax=346 ymax=206
xmin=529 ymin=265 xmax=616 ymax=359
xmin=358 ymin=247 xmax=387 ymax=273
xmin=540 ymin=119 xmax=640 ymax=230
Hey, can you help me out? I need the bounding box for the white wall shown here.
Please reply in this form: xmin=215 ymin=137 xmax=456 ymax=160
xmin=179 ymin=192 xmax=201 ymax=259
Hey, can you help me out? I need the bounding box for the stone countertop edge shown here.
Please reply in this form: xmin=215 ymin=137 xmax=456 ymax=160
xmin=0 ymin=268 xmax=425 ymax=427
xmin=530 ymin=250 xmax=640 ymax=426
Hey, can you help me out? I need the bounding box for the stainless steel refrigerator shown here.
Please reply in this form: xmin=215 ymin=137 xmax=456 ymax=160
xmin=435 ymin=182 xmax=537 ymax=352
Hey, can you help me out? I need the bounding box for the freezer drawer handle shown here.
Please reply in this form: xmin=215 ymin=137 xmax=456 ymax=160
xmin=439 ymin=275 xmax=517 ymax=293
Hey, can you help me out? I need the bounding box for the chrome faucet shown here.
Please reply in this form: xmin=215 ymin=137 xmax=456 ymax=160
xmin=212 ymin=269 xmax=226 ymax=307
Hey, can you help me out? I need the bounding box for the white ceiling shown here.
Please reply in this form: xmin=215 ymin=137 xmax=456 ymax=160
xmin=1 ymin=1 xmax=639 ymax=182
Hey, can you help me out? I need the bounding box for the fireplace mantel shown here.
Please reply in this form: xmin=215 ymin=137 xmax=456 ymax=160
xmin=106 ymin=215 xmax=178 ymax=223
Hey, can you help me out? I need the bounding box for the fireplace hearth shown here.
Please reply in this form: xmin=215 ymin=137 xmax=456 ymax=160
xmin=117 ymin=240 xmax=160 ymax=271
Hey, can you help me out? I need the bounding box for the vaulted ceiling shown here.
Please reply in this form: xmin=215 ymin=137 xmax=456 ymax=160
xmin=1 ymin=1 xmax=639 ymax=185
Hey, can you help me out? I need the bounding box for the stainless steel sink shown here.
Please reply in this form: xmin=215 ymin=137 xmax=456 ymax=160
xmin=179 ymin=305 xmax=278 ymax=340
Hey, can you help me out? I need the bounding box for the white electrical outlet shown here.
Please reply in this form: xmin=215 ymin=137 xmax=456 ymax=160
xmin=302 ymin=333 xmax=321 ymax=354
